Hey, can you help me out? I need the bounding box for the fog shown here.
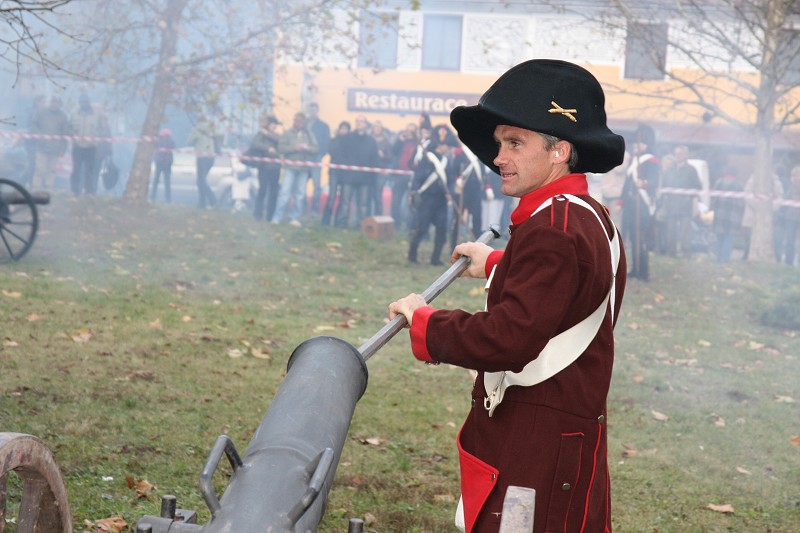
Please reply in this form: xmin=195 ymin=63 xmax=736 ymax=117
xmin=1 ymin=3 xmax=798 ymax=532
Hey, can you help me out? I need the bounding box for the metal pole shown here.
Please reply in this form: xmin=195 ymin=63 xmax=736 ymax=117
xmin=358 ymin=225 xmax=499 ymax=361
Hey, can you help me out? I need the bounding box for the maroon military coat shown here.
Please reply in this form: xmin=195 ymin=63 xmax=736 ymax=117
xmin=409 ymin=173 xmax=627 ymax=533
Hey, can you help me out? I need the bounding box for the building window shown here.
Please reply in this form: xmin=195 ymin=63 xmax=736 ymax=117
xmin=624 ymin=21 xmax=668 ymax=80
xmin=422 ymin=14 xmax=462 ymax=71
xmin=359 ymin=11 xmax=399 ymax=69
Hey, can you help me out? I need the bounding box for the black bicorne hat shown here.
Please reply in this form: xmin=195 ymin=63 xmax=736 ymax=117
xmin=634 ymin=123 xmax=656 ymax=148
xmin=450 ymin=59 xmax=625 ymax=174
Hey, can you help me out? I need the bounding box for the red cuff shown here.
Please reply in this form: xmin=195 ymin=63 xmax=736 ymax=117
xmin=409 ymin=306 xmax=437 ymax=362
xmin=484 ymin=250 xmax=504 ymax=279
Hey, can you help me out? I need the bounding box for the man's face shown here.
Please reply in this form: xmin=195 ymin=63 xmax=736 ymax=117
xmin=355 ymin=117 xmax=367 ymax=133
xmin=673 ymin=146 xmax=688 ymax=165
xmin=493 ymin=125 xmax=563 ymax=198
xmin=293 ymin=115 xmax=306 ymax=129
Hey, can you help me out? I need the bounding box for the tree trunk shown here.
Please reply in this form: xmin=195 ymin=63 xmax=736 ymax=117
xmin=123 ymin=0 xmax=190 ymax=204
xmin=749 ymin=0 xmax=786 ymax=262
xmin=749 ymin=133 xmax=775 ymax=262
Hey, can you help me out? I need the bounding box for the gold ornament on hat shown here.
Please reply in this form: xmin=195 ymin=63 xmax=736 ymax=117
xmin=548 ymin=101 xmax=577 ymax=122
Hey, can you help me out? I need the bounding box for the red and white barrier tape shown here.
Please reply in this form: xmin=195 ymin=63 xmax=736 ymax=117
xmin=1 ymin=130 xmax=412 ymax=176
xmin=3 ymin=131 xmax=798 ymax=199
xmin=658 ymin=187 xmax=800 ymax=208
xmin=0 ymin=130 xmax=155 ymax=143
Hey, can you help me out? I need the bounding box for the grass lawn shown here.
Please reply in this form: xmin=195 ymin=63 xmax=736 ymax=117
xmin=1 ymin=193 xmax=798 ymax=532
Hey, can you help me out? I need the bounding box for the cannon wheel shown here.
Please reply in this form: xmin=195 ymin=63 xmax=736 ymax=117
xmin=0 ymin=433 xmax=72 ymax=533
xmin=0 ymin=179 xmax=39 ymax=263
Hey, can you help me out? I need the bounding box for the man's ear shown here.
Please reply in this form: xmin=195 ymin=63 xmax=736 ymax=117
xmin=553 ymin=141 xmax=570 ymax=162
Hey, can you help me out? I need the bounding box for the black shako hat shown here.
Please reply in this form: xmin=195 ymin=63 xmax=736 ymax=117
xmin=450 ymin=59 xmax=625 ymax=174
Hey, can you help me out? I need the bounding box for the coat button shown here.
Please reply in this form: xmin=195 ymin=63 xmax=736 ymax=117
xmin=561 ymin=483 xmax=571 ymax=491
xmin=597 ymin=414 xmax=605 ymax=423
xmin=471 ymin=398 xmax=476 ymax=408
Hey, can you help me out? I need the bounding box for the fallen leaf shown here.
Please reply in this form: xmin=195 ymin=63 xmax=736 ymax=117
xmin=251 ymin=347 xmax=271 ymax=360
xmin=136 ymin=479 xmax=154 ymax=498
xmin=791 ymin=435 xmax=800 ymax=447
xmin=735 ymin=466 xmax=751 ymax=475
xmin=227 ymin=348 xmax=243 ymax=358
xmin=182 ymin=315 xmax=192 ymax=322
xmin=706 ymin=503 xmax=734 ymax=514
xmin=313 ymin=325 xmax=336 ymax=332
xmin=653 ymin=293 xmax=665 ymax=303
xmin=149 ymin=318 xmax=162 ymax=329
xmin=125 ymin=476 xmax=155 ymax=497
xmin=710 ymin=414 xmax=726 ymax=427
xmin=748 ymin=341 xmax=764 ymax=350
xmin=622 ymin=443 xmax=638 ymax=457
xmin=92 ymin=516 xmax=128 ymax=532
xmin=434 ymin=493 xmax=456 ymax=503
xmin=632 ymin=375 xmax=644 ymax=383
xmin=361 ymin=437 xmax=382 ymax=446
xmin=26 ymin=313 xmax=41 ymax=322
xmin=627 ymin=322 xmax=640 ymax=330
xmin=3 ymin=338 xmax=19 ymax=347
xmin=774 ymin=395 xmax=795 ymax=403
xmin=71 ymin=328 xmax=93 ymax=343
xmin=651 ymin=410 xmax=669 ymax=422
xmin=698 ymin=339 xmax=712 ymax=347
xmin=364 ymin=512 xmax=377 ymax=525
xmin=2 ymin=290 xmax=22 ymax=298
xmin=127 ymin=370 xmax=154 ymax=381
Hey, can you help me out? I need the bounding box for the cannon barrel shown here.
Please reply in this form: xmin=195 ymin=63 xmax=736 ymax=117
xmin=137 ymin=336 xmax=367 ymax=532
xmin=137 ymin=228 xmax=499 ymax=532
xmin=0 ymin=190 xmax=50 ymax=205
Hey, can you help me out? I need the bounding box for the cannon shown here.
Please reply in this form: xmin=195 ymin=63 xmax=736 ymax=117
xmin=134 ymin=227 xmax=502 ymax=533
xmin=0 ymin=178 xmax=50 ymax=263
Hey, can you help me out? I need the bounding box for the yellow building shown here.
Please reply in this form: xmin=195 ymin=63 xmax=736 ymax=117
xmin=269 ymin=1 xmax=800 ymax=181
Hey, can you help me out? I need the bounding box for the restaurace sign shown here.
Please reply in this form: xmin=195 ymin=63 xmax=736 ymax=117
xmin=347 ymin=88 xmax=480 ymax=116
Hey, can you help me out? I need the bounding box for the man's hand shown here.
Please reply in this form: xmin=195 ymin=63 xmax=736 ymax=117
xmin=388 ymin=293 xmax=427 ymax=326
xmin=451 ymin=241 xmax=493 ymax=279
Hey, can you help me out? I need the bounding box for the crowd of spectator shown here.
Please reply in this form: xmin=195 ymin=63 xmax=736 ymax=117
xmin=601 ymin=123 xmax=800 ymax=272
xmin=5 ymin=96 xmax=799 ymax=269
xmin=238 ymin=106 xmax=514 ymax=254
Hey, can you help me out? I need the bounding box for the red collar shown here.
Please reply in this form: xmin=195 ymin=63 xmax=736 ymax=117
xmin=510 ymin=174 xmax=589 ymax=225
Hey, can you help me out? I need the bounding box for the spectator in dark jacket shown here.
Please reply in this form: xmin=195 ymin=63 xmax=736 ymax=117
xmin=335 ymin=116 xmax=379 ymax=229
xmin=151 ymin=128 xmax=176 ymax=203
xmin=780 ymin=165 xmax=800 ymax=266
xmin=306 ymin=102 xmax=330 ymax=215
xmin=249 ymin=115 xmax=282 ymax=221
xmin=322 ymin=121 xmax=352 ymax=226
xmin=710 ymin=167 xmax=745 ymax=262
xmin=32 ymin=96 xmax=70 ymax=190
xmin=390 ymin=122 xmax=419 ymax=230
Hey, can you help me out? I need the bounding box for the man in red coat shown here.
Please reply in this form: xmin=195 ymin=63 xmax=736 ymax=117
xmin=389 ymin=59 xmax=627 ymax=533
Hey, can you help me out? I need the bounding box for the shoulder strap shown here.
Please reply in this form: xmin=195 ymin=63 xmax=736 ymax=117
xmin=461 ymin=146 xmax=483 ymax=183
xmin=417 ymin=151 xmax=448 ymax=194
xmin=483 ymin=194 xmax=620 ymax=416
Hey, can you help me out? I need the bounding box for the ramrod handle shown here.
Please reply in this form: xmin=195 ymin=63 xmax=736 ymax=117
xmin=358 ymin=226 xmax=500 ymax=361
